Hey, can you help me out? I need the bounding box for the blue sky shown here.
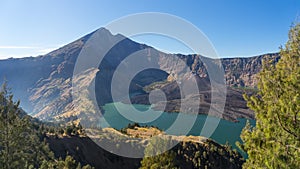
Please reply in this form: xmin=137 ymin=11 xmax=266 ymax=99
xmin=0 ymin=0 xmax=299 ymax=59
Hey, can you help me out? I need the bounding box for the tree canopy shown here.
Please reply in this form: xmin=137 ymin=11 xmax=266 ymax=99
xmin=0 ymin=82 xmax=93 ymax=169
xmin=239 ymin=23 xmax=300 ymax=168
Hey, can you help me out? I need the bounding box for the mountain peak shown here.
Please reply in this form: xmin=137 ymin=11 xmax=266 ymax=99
xmin=93 ymin=27 xmax=113 ymax=37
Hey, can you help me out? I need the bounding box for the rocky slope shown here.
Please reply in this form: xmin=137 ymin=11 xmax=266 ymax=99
xmin=0 ymin=27 xmax=280 ymax=122
xmin=221 ymin=53 xmax=280 ymax=87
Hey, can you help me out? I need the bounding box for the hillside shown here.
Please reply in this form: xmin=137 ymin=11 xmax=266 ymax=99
xmin=46 ymin=126 xmax=245 ymax=169
xmin=0 ymin=28 xmax=280 ymax=122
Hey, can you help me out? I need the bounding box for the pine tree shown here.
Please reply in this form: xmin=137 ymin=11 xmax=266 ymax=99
xmin=0 ymin=82 xmax=34 ymax=168
xmin=0 ymin=82 xmax=56 ymax=168
xmin=239 ymin=23 xmax=300 ymax=168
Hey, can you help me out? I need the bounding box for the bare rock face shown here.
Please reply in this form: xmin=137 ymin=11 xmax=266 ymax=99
xmin=0 ymin=28 xmax=280 ymax=121
xmin=155 ymin=53 xmax=280 ymax=88
xmin=221 ymin=53 xmax=280 ymax=87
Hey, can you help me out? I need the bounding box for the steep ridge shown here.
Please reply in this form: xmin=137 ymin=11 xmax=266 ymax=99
xmin=0 ymin=27 xmax=280 ymax=121
xmin=0 ymin=31 xmax=93 ymax=113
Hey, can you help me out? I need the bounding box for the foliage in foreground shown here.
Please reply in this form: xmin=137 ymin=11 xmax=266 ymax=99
xmin=0 ymin=83 xmax=93 ymax=169
xmin=239 ymin=23 xmax=300 ymax=168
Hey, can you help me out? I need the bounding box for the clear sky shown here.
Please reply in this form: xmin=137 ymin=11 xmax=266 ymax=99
xmin=0 ymin=0 xmax=299 ymax=59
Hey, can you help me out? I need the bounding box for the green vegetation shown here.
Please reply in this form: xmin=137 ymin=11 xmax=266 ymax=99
xmin=140 ymin=137 xmax=178 ymax=169
xmin=175 ymin=140 xmax=244 ymax=169
xmin=231 ymin=86 xmax=258 ymax=93
xmin=0 ymin=82 xmax=93 ymax=169
xmin=39 ymin=155 xmax=93 ymax=169
xmin=64 ymin=122 xmax=84 ymax=136
xmin=120 ymin=123 xmax=141 ymax=134
xmin=140 ymin=150 xmax=177 ymax=169
xmin=139 ymin=137 xmax=244 ymax=169
xmin=238 ymin=23 xmax=300 ymax=168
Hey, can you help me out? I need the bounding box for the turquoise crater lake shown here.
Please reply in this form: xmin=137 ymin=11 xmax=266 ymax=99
xmin=101 ymin=102 xmax=255 ymax=155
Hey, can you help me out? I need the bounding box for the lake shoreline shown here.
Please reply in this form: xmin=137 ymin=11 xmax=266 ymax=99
xmin=101 ymin=102 xmax=256 ymax=158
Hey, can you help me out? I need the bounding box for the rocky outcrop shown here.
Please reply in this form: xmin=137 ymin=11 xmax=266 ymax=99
xmin=221 ymin=54 xmax=280 ymax=87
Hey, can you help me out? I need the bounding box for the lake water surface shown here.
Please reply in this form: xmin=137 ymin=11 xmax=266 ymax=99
xmin=101 ymin=102 xmax=255 ymax=156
